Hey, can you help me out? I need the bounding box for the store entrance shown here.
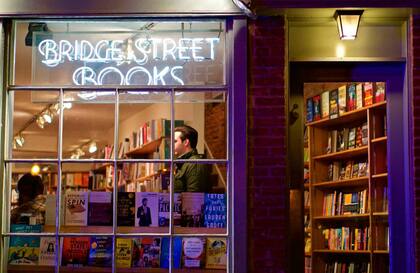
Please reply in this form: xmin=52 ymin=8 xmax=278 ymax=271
xmin=288 ymin=61 xmax=409 ymax=273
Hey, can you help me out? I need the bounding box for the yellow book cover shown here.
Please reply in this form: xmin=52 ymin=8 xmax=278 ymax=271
xmin=116 ymin=238 xmax=132 ymax=268
xmin=205 ymin=238 xmax=227 ymax=269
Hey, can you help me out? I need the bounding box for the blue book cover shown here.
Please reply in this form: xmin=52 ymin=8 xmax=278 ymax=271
xmin=8 ymin=236 xmax=40 ymax=265
xmin=204 ymin=193 xmax=227 ymax=228
xmin=87 ymin=236 xmax=112 ymax=267
xmin=160 ymin=237 xmax=182 ymax=269
xmin=10 ymin=224 xmax=43 ymax=233
xmin=306 ymin=97 xmax=313 ymax=122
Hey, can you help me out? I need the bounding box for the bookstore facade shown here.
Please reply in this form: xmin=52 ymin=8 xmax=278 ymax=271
xmin=0 ymin=1 xmax=247 ymax=273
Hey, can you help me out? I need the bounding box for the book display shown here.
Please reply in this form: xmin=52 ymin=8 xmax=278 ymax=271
xmin=305 ymin=82 xmax=388 ymax=273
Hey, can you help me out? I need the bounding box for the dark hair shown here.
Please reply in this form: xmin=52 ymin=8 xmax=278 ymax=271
xmin=174 ymin=125 xmax=198 ymax=149
xmin=17 ymin=173 xmax=44 ymax=205
xmin=142 ymin=198 xmax=148 ymax=203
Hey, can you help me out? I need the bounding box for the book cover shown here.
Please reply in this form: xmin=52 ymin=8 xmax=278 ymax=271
xmin=160 ymin=237 xmax=182 ymax=269
xmin=158 ymin=193 xmax=170 ymax=227
xmin=356 ymin=83 xmax=364 ymax=109
xmin=336 ymin=129 xmax=345 ymax=152
xmin=361 ymin=122 xmax=368 ymax=146
xmin=356 ymin=126 xmax=363 ymax=147
xmin=375 ymin=82 xmax=386 ymax=103
xmin=329 ymin=89 xmax=339 ymax=119
xmin=174 ymin=193 xmax=182 ymax=226
xmin=88 ymin=191 xmax=112 ymax=226
xmin=181 ymin=192 xmax=205 ymax=227
xmin=182 ymin=237 xmax=206 ymax=268
xmin=136 ymin=192 xmax=159 ymax=227
xmin=45 ymin=194 xmax=56 ymax=226
xmin=116 ymin=238 xmax=133 ymax=268
xmin=64 ymin=191 xmax=88 ymax=226
xmin=117 ymin=192 xmax=135 ymax=226
xmin=204 ymin=193 xmax=227 ymax=228
xmin=312 ymin=95 xmax=321 ymax=121
xmin=38 ymin=237 xmax=56 ymax=266
xmin=10 ymin=224 xmax=42 ymax=233
xmin=338 ymin=85 xmax=347 ymax=115
xmin=321 ymin=91 xmax=330 ymax=118
xmin=205 ymin=238 xmax=227 ymax=269
xmin=358 ymin=162 xmax=368 ymax=177
xmin=306 ymin=97 xmax=313 ymax=123
xmin=347 ymin=84 xmax=356 ymax=111
xmin=132 ymin=237 xmax=161 ymax=268
xmin=364 ymin=82 xmax=374 ymax=106
xmin=348 ymin=127 xmax=356 ymax=149
xmin=61 ymin=237 xmax=90 ymax=266
xmin=88 ymin=236 xmax=112 ymax=267
xmin=8 ymin=236 xmax=40 ymax=265
xmin=352 ymin=162 xmax=359 ymax=178
xmin=344 ymin=161 xmax=353 ymax=180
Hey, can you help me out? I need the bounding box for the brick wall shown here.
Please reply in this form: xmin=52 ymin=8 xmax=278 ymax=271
xmin=248 ymin=16 xmax=287 ymax=273
xmin=412 ymin=14 xmax=420 ymax=273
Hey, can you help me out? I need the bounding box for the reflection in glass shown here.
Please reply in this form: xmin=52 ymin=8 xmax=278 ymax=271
xmin=63 ymin=91 xmax=115 ymax=159
xmin=118 ymin=91 xmax=171 ymax=160
xmin=10 ymin=90 xmax=59 ymax=159
xmin=174 ymin=91 xmax=227 ymax=160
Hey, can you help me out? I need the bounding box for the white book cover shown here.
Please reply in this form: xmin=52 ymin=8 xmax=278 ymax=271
xmin=38 ymin=237 xmax=56 ymax=266
xmin=64 ymin=191 xmax=88 ymax=226
xmin=356 ymin=83 xmax=363 ymax=109
xmin=135 ymin=192 xmax=158 ymax=227
xmin=45 ymin=194 xmax=56 ymax=226
xmin=321 ymin=91 xmax=330 ymax=118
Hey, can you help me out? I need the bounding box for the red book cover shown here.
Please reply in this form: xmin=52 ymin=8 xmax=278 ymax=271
xmin=375 ymin=82 xmax=386 ymax=103
xmin=82 ymin=173 xmax=89 ymax=187
xmin=363 ymin=82 xmax=373 ymax=106
xmin=61 ymin=237 xmax=90 ymax=266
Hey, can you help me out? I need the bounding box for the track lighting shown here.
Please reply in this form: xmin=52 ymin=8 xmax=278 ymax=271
xmin=42 ymin=109 xmax=53 ymax=123
xmin=89 ymin=141 xmax=97 ymax=153
xmin=14 ymin=134 xmax=25 ymax=147
xmin=31 ymin=164 xmax=40 ymax=175
xmin=36 ymin=116 xmax=45 ymax=128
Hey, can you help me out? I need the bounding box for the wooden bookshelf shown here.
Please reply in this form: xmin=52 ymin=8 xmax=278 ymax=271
xmin=125 ymin=137 xmax=164 ymax=158
xmin=305 ymin=83 xmax=388 ymax=273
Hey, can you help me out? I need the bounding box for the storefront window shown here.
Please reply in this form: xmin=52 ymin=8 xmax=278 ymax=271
xmin=5 ymin=19 xmax=230 ymax=273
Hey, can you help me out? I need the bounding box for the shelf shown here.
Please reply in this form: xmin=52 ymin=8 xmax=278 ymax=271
xmin=371 ymin=136 xmax=387 ymax=143
xmin=373 ymin=250 xmax=389 ymax=254
xmin=305 ymin=252 xmax=312 ymax=257
xmin=372 ymin=173 xmax=388 ymax=179
xmin=125 ymin=138 xmax=164 ymax=158
xmin=312 ymin=146 xmax=368 ymax=161
xmin=313 ymin=214 xmax=370 ymax=221
xmin=313 ymin=249 xmax=370 ymax=254
xmin=313 ymin=176 xmax=368 ymax=188
xmin=373 ymin=212 xmax=389 ymax=217
xmin=117 ymin=226 xmax=227 ymax=235
xmin=7 ymin=266 xmax=225 ymax=273
xmin=134 ymin=170 xmax=170 ymax=183
xmin=92 ymin=163 xmax=114 ymax=174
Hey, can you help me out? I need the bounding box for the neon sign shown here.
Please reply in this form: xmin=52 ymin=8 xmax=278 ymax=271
xmin=37 ymin=37 xmax=220 ymax=86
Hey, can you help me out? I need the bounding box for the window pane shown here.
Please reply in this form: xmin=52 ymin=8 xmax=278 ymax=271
xmin=118 ymin=91 xmax=171 ymax=160
xmin=60 ymin=163 xmax=113 ymax=234
xmin=174 ymin=91 xmax=227 ymax=160
xmin=13 ymin=20 xmax=225 ymax=86
xmin=9 ymin=90 xmax=59 ymax=159
xmin=116 ymin=162 xmax=170 ymax=234
xmin=62 ymin=91 xmax=115 ymax=159
xmin=7 ymin=163 xmax=57 ymax=233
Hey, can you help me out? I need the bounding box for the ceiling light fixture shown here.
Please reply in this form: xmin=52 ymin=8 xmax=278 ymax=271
xmin=89 ymin=141 xmax=97 ymax=154
xmin=14 ymin=134 xmax=25 ymax=147
xmin=334 ymin=10 xmax=364 ymax=40
xmin=42 ymin=109 xmax=53 ymax=123
xmin=36 ymin=116 xmax=45 ymax=128
xmin=31 ymin=164 xmax=41 ymax=175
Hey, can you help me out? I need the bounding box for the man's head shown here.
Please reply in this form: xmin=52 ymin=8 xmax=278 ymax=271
xmin=174 ymin=125 xmax=198 ymax=156
xmin=142 ymin=198 xmax=148 ymax=206
xmin=17 ymin=173 xmax=43 ymax=204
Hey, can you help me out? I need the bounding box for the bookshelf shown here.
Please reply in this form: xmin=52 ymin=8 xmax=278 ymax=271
xmin=7 ymin=266 xmax=226 ymax=273
xmin=305 ymin=82 xmax=389 ymax=273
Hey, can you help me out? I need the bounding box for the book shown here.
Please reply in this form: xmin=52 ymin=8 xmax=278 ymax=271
xmin=347 ymin=84 xmax=356 ymax=111
xmin=313 ymin=95 xmax=321 ymax=121
xmin=136 ymin=192 xmax=159 ymax=227
xmin=10 ymin=224 xmax=42 ymax=233
xmin=356 ymin=83 xmax=364 ymax=109
xmin=88 ymin=236 xmax=112 ymax=267
xmin=61 ymin=237 xmax=90 ymax=266
xmin=348 ymin=127 xmax=356 ymax=149
xmin=361 ymin=122 xmax=368 ymax=146
xmin=39 ymin=237 xmax=56 ymax=266
xmin=321 ymin=91 xmax=330 ymax=119
xmin=88 ymin=191 xmax=112 ymax=226
xmin=306 ymin=97 xmax=313 ymax=122
xmin=352 ymin=162 xmax=359 ymax=178
xmin=358 ymin=162 xmax=368 ymax=177
xmin=364 ymin=82 xmax=374 ymax=106
xmin=174 ymin=193 xmax=182 ymax=226
xmin=45 ymin=195 xmax=56 ymax=226
xmin=375 ymin=82 xmax=386 ymax=103
xmin=158 ymin=193 xmax=170 ymax=227
xmin=344 ymin=161 xmax=353 ymax=180
xmin=204 ymin=193 xmax=227 ymax=228
xmin=160 ymin=237 xmax=182 ymax=269
xmin=329 ymin=89 xmax=339 ymax=119
xmin=132 ymin=237 xmax=161 ymax=268
xmin=181 ymin=192 xmax=205 ymax=227
xmin=182 ymin=237 xmax=206 ymax=268
xmin=205 ymin=238 xmax=227 ymax=269
xmin=116 ymin=238 xmax=133 ymax=268
xmin=338 ymin=85 xmax=347 ymax=115
xmin=64 ymin=191 xmax=88 ymax=226
xmin=8 ymin=236 xmax=40 ymax=265
xmin=117 ymin=192 xmax=135 ymax=226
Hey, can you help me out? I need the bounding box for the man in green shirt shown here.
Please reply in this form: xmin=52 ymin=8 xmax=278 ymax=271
xmin=173 ymin=125 xmax=211 ymax=193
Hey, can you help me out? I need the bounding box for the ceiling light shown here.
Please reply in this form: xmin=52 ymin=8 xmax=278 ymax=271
xmin=89 ymin=141 xmax=97 ymax=153
xmin=41 ymin=165 xmax=50 ymax=172
xmin=63 ymin=102 xmax=72 ymax=109
xmin=14 ymin=134 xmax=25 ymax=147
xmin=36 ymin=116 xmax=45 ymax=128
xmin=334 ymin=10 xmax=364 ymax=40
xmin=76 ymin=148 xmax=85 ymax=157
xmin=31 ymin=164 xmax=40 ymax=175
xmin=42 ymin=109 xmax=53 ymax=123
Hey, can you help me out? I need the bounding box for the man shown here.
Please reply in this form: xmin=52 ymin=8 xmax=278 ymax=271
xmin=174 ymin=125 xmax=211 ymax=193
xmin=137 ymin=198 xmax=152 ymax=226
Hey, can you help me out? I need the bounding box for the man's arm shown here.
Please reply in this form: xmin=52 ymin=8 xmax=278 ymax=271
xmin=184 ymin=163 xmax=210 ymax=192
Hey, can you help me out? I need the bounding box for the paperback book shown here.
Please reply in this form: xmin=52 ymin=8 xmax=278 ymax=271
xmin=64 ymin=191 xmax=88 ymax=226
